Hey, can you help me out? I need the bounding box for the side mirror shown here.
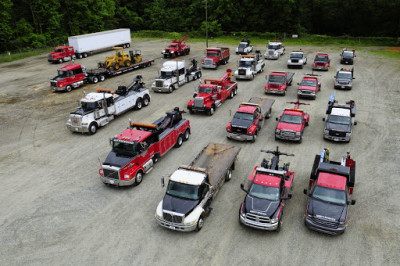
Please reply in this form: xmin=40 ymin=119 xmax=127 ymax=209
xmin=351 ymin=199 xmax=356 ymax=205
xmin=303 ymin=189 xmax=308 ymax=195
xmin=275 ymin=117 xmax=278 ymax=121
xmin=193 ymin=93 xmax=197 ymax=98
xmin=161 ymin=176 xmax=165 ymax=188
xmin=353 ymin=77 xmax=355 ymax=79
xmin=297 ymin=83 xmax=300 ymax=85
xmin=240 ymin=183 xmax=248 ymax=193
xmin=322 ymin=117 xmax=325 ymax=121
xmin=354 ymin=121 xmax=357 ymax=125
xmin=334 ymin=76 xmax=336 ymax=78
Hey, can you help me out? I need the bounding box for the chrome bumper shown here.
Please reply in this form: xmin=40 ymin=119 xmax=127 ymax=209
xmin=66 ymin=122 xmax=89 ymax=133
xmin=265 ymin=89 xmax=285 ymax=95
xmin=202 ymin=64 xmax=217 ymax=69
xmin=323 ymin=133 xmax=350 ymax=142
xmin=155 ymin=216 xmax=197 ymax=232
xmin=227 ymin=132 xmax=254 ymax=141
xmin=304 ymin=217 xmax=345 ymax=235
xmin=99 ymin=175 xmax=135 ymax=186
xmin=276 ymin=133 xmax=301 ymax=141
xmin=240 ymin=215 xmax=279 ymax=230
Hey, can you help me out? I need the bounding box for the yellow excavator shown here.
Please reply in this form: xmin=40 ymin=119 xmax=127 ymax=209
xmin=101 ymin=47 xmax=142 ymax=70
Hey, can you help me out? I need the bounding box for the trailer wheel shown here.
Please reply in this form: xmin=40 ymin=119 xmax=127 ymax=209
xmin=77 ymin=54 xmax=82 ymax=59
xmin=196 ymin=215 xmax=204 ymax=232
xmin=65 ymin=85 xmax=72 ymax=92
xmin=134 ymin=171 xmax=143 ymax=186
xmin=92 ymin=76 xmax=99 ymax=84
xmin=135 ymin=99 xmax=143 ymax=110
xmin=183 ymin=128 xmax=190 ymax=141
xmin=99 ymin=75 xmax=105 ymax=82
xmin=126 ymin=43 xmax=130 ymax=48
xmin=83 ymin=53 xmax=88 ymax=58
xmin=124 ymin=60 xmax=131 ymax=67
xmin=143 ymin=96 xmax=150 ymax=106
xmin=88 ymin=122 xmax=98 ymax=135
xmin=175 ymin=135 xmax=183 ymax=148
xmin=225 ymin=168 xmax=232 ymax=181
xmin=113 ymin=63 xmax=120 ymax=70
xmin=58 ymin=58 xmax=63 ymax=63
xmin=186 ymin=76 xmax=190 ymax=83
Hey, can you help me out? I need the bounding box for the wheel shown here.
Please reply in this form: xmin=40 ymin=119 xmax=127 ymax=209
xmin=305 ymin=121 xmax=309 ymax=126
xmin=229 ymin=90 xmax=234 ymax=98
xmin=58 ymin=58 xmax=63 ymax=63
xmin=99 ymin=75 xmax=105 ymax=82
xmin=196 ymin=216 xmax=204 ymax=232
xmin=175 ymin=135 xmax=183 ymax=148
xmin=83 ymin=53 xmax=88 ymax=58
xmin=208 ymin=106 xmax=215 ymax=116
xmin=251 ymin=132 xmax=257 ymax=143
xmin=188 ymin=108 xmax=194 ymax=114
xmin=186 ymin=76 xmax=190 ymax=83
xmin=113 ymin=63 xmax=120 ymax=70
xmin=143 ymin=96 xmax=150 ymax=106
xmin=298 ymin=135 xmax=303 ymax=143
xmin=77 ymin=54 xmax=82 ymax=59
xmin=134 ymin=171 xmax=143 ymax=185
xmin=183 ymin=128 xmax=190 ymax=141
xmin=136 ymin=99 xmax=142 ymax=110
xmin=65 ymin=85 xmax=72 ymax=92
xmin=276 ymin=221 xmax=281 ymax=232
xmin=197 ymin=72 xmax=202 ymax=79
xmin=251 ymin=74 xmax=255 ymax=80
xmin=266 ymin=109 xmax=272 ymax=119
xmin=225 ymin=168 xmax=232 ymax=181
xmin=152 ymin=155 xmax=159 ymax=164
xmin=124 ymin=60 xmax=131 ymax=67
xmin=88 ymin=122 xmax=98 ymax=135
xmin=168 ymin=86 xmax=174 ymax=93
xmin=126 ymin=43 xmax=130 ymax=48
xmin=92 ymin=76 xmax=99 ymax=83
xmin=283 ymin=89 xmax=286 ymax=96
xmin=233 ymin=88 xmax=237 ymax=95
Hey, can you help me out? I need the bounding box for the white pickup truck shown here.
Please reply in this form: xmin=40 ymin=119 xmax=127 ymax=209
xmin=66 ymin=76 xmax=150 ymax=135
xmin=234 ymin=50 xmax=265 ymax=80
xmin=287 ymin=50 xmax=307 ymax=68
xmin=264 ymin=41 xmax=285 ymax=59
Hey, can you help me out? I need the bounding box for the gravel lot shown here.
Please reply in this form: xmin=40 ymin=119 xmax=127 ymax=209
xmin=0 ymin=39 xmax=399 ymax=265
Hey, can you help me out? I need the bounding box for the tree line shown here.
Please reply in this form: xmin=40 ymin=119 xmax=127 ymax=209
xmin=1 ymin=0 xmax=399 ymax=53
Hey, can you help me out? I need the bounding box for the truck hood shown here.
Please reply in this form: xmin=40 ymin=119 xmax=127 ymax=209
xmin=49 ymin=52 xmax=61 ymax=58
xmin=162 ymin=194 xmax=200 ymax=216
xmin=244 ymin=195 xmax=280 ymax=218
xmin=51 ymin=76 xmax=65 ymax=82
xmin=267 ymin=82 xmax=284 ymax=88
xmin=326 ymin=122 xmax=351 ymax=132
xmin=299 ymin=85 xmax=317 ymax=91
xmin=308 ymin=198 xmax=347 ymax=223
xmin=196 ymin=93 xmax=212 ymax=101
xmin=103 ymin=151 xmax=134 ymax=168
xmin=336 ymin=78 xmax=351 ymax=84
xmin=231 ymin=118 xmax=252 ymax=129
xmin=70 ymin=108 xmax=94 ymax=116
xmin=277 ymin=122 xmax=302 ymax=132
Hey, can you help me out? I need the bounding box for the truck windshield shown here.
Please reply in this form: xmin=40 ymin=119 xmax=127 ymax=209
xmin=327 ymin=115 xmax=351 ymax=125
xmin=160 ymin=71 xmax=173 ymax=79
xmin=238 ymin=43 xmax=247 ymax=48
xmin=239 ymin=61 xmax=252 ymax=67
xmin=57 ymin=70 xmax=69 ymax=78
xmin=198 ymin=86 xmax=213 ymax=94
xmin=301 ymin=79 xmax=317 ymax=86
xmin=55 ymin=49 xmax=64 ymax=53
xmin=234 ymin=112 xmax=254 ymax=121
xmin=168 ymin=44 xmax=177 ymax=48
xmin=268 ymin=75 xmax=285 ymax=84
xmin=343 ymin=51 xmax=354 ymax=58
xmin=112 ymin=141 xmax=141 ymax=157
xmin=315 ymin=55 xmax=328 ymax=62
xmin=312 ymin=185 xmax=346 ymax=205
xmin=290 ymin=53 xmax=302 ymax=59
xmin=167 ymin=181 xmax=200 ymax=200
xmin=337 ymin=72 xmax=352 ymax=79
xmin=81 ymin=101 xmax=98 ymax=112
xmin=206 ymin=52 xmax=218 ymax=57
xmin=280 ymin=114 xmax=302 ymax=124
xmin=268 ymin=45 xmax=279 ymax=50
xmin=249 ymin=183 xmax=280 ymax=201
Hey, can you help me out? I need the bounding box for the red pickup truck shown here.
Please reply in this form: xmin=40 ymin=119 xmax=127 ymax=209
xmin=297 ymin=75 xmax=321 ymax=99
xmin=265 ymin=71 xmax=294 ymax=95
xmin=202 ymin=47 xmax=230 ymax=69
xmin=99 ymin=107 xmax=191 ymax=186
xmin=312 ymin=53 xmax=330 ymax=71
xmin=48 ymin=46 xmax=76 ymax=63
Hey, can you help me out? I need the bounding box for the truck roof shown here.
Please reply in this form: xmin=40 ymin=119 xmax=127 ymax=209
xmin=316 ymin=53 xmax=329 ymax=57
xmin=237 ymin=104 xmax=257 ymax=114
xmin=268 ymin=41 xmax=282 ymax=45
xmin=270 ymin=71 xmax=287 ymax=76
xmin=161 ymin=60 xmax=185 ymax=70
xmin=59 ymin=63 xmax=82 ymax=70
xmin=283 ymin=109 xmax=304 ymax=116
xmin=55 ymin=46 xmax=71 ymax=50
xmin=303 ymin=76 xmax=318 ymax=81
xmin=254 ymin=173 xmax=281 ymax=187
xmin=331 ymin=107 xmax=350 ymax=117
xmin=116 ymin=128 xmax=152 ymax=143
xmin=169 ymin=169 xmax=206 ymax=186
xmin=316 ymin=172 xmax=346 ymax=190
xmin=82 ymin=92 xmax=112 ymax=102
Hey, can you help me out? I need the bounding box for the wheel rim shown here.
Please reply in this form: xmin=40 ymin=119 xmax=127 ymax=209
xmin=93 ymin=77 xmax=98 ymax=83
xmin=179 ymin=137 xmax=183 ymax=145
xmin=90 ymin=125 xmax=96 ymax=133
xmin=137 ymin=102 xmax=142 ymax=109
xmin=169 ymin=87 xmax=173 ymax=93
xmin=210 ymin=108 xmax=214 ymax=114
xmin=66 ymin=86 xmax=71 ymax=92
xmin=198 ymin=218 xmax=204 ymax=229
xmin=136 ymin=173 xmax=143 ymax=183
xmin=227 ymin=169 xmax=232 ymax=180
xmin=144 ymin=98 xmax=149 ymax=106
xmin=100 ymin=76 xmax=105 ymax=82
xmin=185 ymin=130 xmax=189 ymax=139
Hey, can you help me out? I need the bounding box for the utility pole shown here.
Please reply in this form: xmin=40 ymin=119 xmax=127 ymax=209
xmin=206 ymin=0 xmax=208 ymax=48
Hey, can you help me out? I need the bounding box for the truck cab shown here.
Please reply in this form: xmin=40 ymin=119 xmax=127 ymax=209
xmin=162 ymin=37 xmax=190 ymax=58
xmin=50 ymin=63 xmax=86 ymax=92
xmin=297 ymin=75 xmax=321 ymax=99
xmin=202 ymin=47 xmax=230 ymax=69
xmin=265 ymin=71 xmax=294 ymax=95
xmin=340 ymin=49 xmax=355 ymax=65
xmin=48 ymin=46 xmax=76 ymax=63
xmin=236 ymin=39 xmax=253 ymax=55
xmin=287 ymin=51 xmax=307 ymax=68
xmin=312 ymin=53 xmax=330 ymax=71
xmin=264 ymin=41 xmax=285 ymax=59
xmin=334 ymin=68 xmax=354 ymax=90
xmin=275 ymin=100 xmax=310 ymax=142
xmin=304 ymin=150 xmax=356 ymax=235
xmin=234 ymin=51 xmax=265 ymax=80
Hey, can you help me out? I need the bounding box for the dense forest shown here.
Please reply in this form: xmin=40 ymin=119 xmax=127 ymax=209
xmin=1 ymin=0 xmax=399 ymax=52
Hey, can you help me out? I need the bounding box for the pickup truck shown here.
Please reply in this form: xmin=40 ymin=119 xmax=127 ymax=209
xmin=340 ymin=49 xmax=356 ymax=65
xmin=265 ymin=71 xmax=295 ymax=95
xmin=334 ymin=68 xmax=354 ymax=90
xmin=312 ymin=53 xmax=330 ymax=71
xmin=264 ymin=41 xmax=285 ymax=60
xmin=99 ymin=107 xmax=191 ymax=186
xmin=239 ymin=147 xmax=294 ymax=231
xmin=234 ymin=50 xmax=265 ymax=80
xmin=297 ymin=74 xmax=321 ymax=99
xmin=303 ymin=149 xmax=356 ymax=235
xmin=287 ymin=50 xmax=307 ymax=68
xmin=323 ymin=94 xmax=356 ymax=142
xmin=155 ymin=143 xmax=241 ymax=232
xmin=236 ymin=39 xmax=253 ymax=55
xmin=226 ymin=97 xmax=275 ymax=142
xmin=202 ymin=47 xmax=230 ymax=69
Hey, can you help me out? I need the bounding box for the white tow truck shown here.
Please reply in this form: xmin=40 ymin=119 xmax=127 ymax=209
xmin=264 ymin=41 xmax=285 ymax=59
xmin=234 ymin=50 xmax=265 ymax=80
xmin=151 ymin=59 xmax=202 ymax=93
xmin=66 ymin=76 xmax=151 ymax=135
xmin=236 ymin=39 xmax=253 ymax=55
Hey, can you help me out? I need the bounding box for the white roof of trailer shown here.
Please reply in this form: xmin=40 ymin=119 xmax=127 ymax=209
xmin=331 ymin=107 xmax=351 ymax=117
xmin=169 ymin=169 xmax=206 ymax=186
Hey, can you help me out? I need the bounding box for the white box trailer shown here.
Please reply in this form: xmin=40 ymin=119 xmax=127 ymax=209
xmin=68 ymin=28 xmax=131 ymax=58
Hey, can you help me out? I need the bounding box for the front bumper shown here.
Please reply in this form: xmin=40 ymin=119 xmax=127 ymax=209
xmin=275 ymin=133 xmax=301 ymax=141
xmin=152 ymin=86 xmax=170 ymax=92
xmin=202 ymin=64 xmax=217 ymax=69
xmin=236 ymin=74 xmax=252 ymax=80
xmin=265 ymin=54 xmax=279 ymax=60
xmin=304 ymin=217 xmax=345 ymax=235
xmin=227 ymin=132 xmax=254 ymax=141
xmin=239 ymin=215 xmax=279 ymax=230
xmin=51 ymin=85 xmax=66 ymax=91
xmin=66 ymin=122 xmax=89 ymax=133
xmin=265 ymin=89 xmax=285 ymax=95
xmin=188 ymin=106 xmax=207 ymax=113
xmin=341 ymin=59 xmax=353 ymax=65
xmin=99 ymin=175 xmax=135 ymax=186
xmin=334 ymin=84 xmax=352 ymax=90
xmin=323 ymin=133 xmax=350 ymax=142
xmin=155 ymin=216 xmax=197 ymax=232
xmin=288 ymin=61 xmax=304 ymax=67
xmin=312 ymin=65 xmax=328 ymax=71
xmin=298 ymin=90 xmax=316 ymax=98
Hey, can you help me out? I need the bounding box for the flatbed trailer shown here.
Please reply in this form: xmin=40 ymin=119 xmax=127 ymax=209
xmin=248 ymin=97 xmax=275 ymax=118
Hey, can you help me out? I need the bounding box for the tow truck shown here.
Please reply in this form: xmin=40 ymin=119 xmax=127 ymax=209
xmin=239 ymin=147 xmax=294 ymax=231
xmin=162 ymin=37 xmax=190 ymax=58
xmin=334 ymin=68 xmax=355 ymax=90
xmin=287 ymin=50 xmax=307 ymax=68
xmin=275 ymin=99 xmax=310 ymax=143
xmin=265 ymin=71 xmax=295 ymax=95
xmin=187 ymin=69 xmax=238 ymax=115
xmin=264 ymin=41 xmax=285 ymax=59
xmin=340 ymin=49 xmax=356 ymax=65
xmin=201 ymin=47 xmax=230 ymax=69
xmin=234 ymin=50 xmax=265 ymax=80
xmin=226 ymin=97 xmax=275 ymax=142
xmin=303 ymin=149 xmax=356 ymax=235
xmin=155 ymin=143 xmax=241 ymax=232
xmin=323 ymin=94 xmax=357 ymax=142
xmin=297 ymin=74 xmax=321 ymax=99
xmin=312 ymin=53 xmax=330 ymax=71
xmin=99 ymin=107 xmax=191 ymax=186
xmin=66 ymin=76 xmax=151 ymax=135
xmin=236 ymin=39 xmax=253 ymax=55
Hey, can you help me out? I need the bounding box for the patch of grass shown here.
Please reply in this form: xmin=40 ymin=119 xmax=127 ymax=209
xmin=0 ymin=48 xmax=51 ymax=64
xmin=369 ymin=50 xmax=400 ymax=59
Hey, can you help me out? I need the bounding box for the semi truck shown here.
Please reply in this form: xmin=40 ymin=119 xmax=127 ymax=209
xmin=66 ymin=76 xmax=151 ymax=135
xmin=236 ymin=39 xmax=253 ymax=54
xmin=234 ymin=51 xmax=265 ymax=80
xmin=264 ymin=41 xmax=285 ymax=60
xmin=155 ymin=143 xmax=241 ymax=232
xmin=99 ymin=107 xmax=191 ymax=186
xmin=201 ymin=47 xmax=230 ymax=69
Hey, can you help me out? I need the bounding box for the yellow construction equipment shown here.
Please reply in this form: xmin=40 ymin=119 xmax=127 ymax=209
xmin=103 ymin=47 xmax=142 ymax=70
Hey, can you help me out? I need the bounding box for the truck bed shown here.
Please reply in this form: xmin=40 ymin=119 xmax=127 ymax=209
xmin=248 ymin=97 xmax=275 ymax=117
xmin=286 ymin=72 xmax=295 ymax=84
xmin=189 ymin=143 xmax=240 ymax=187
xmin=86 ymin=59 xmax=154 ymax=77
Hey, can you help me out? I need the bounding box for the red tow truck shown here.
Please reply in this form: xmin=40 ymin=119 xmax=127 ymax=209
xmin=297 ymin=74 xmax=321 ymax=99
xmin=226 ymin=97 xmax=275 ymax=142
xmin=312 ymin=53 xmax=330 ymax=71
xmin=275 ymin=99 xmax=310 ymax=143
xmin=187 ymin=69 xmax=238 ymax=115
xmin=201 ymin=47 xmax=230 ymax=69
xmin=162 ymin=37 xmax=190 ymax=58
xmin=303 ymin=149 xmax=356 ymax=235
xmin=265 ymin=71 xmax=295 ymax=95
xmin=99 ymin=107 xmax=191 ymax=186
xmin=48 ymin=46 xmax=76 ymax=63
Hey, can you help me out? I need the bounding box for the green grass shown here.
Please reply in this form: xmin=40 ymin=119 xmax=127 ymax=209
xmin=0 ymin=47 xmax=51 ymax=63
xmin=369 ymin=50 xmax=400 ymax=59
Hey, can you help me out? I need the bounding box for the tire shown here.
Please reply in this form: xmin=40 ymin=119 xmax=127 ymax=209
xmin=175 ymin=135 xmax=183 ymax=148
xmin=251 ymin=74 xmax=255 ymax=80
xmin=251 ymin=131 xmax=257 ymax=143
xmin=58 ymin=58 xmax=63 ymax=63
xmin=229 ymin=90 xmax=234 ymax=98
xmin=183 ymin=128 xmax=190 ymax=141
xmin=298 ymin=134 xmax=303 ymax=144
xmin=92 ymin=76 xmax=99 ymax=84
xmin=113 ymin=63 xmax=120 ymax=70
xmin=233 ymin=88 xmax=237 ymax=95
xmin=143 ymin=96 xmax=150 ymax=106
xmin=134 ymin=171 xmax=143 ymax=186
xmin=266 ymin=109 xmax=272 ymax=119
xmin=283 ymin=89 xmax=286 ymax=96
xmin=188 ymin=108 xmax=194 ymax=114
xmin=77 ymin=54 xmax=82 ymax=59
xmin=136 ymin=99 xmax=142 ymax=110
xmin=124 ymin=60 xmax=131 ymax=67
xmin=196 ymin=216 xmax=204 ymax=232
xmin=65 ymin=85 xmax=72 ymax=92
xmin=99 ymin=75 xmax=105 ymax=82
xmin=186 ymin=76 xmax=190 ymax=83
xmin=88 ymin=122 xmax=98 ymax=135
xmin=305 ymin=121 xmax=309 ymax=126
xmin=197 ymin=72 xmax=202 ymax=79
xmin=225 ymin=168 xmax=232 ymax=181
xmin=208 ymin=106 xmax=215 ymax=116
xmin=276 ymin=221 xmax=282 ymax=232
xmin=83 ymin=53 xmax=88 ymax=58
xmin=168 ymin=86 xmax=174 ymax=93
xmin=152 ymin=155 xmax=159 ymax=164
xmin=126 ymin=43 xmax=130 ymax=48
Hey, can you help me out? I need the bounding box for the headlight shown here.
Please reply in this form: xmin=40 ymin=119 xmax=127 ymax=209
xmin=275 ymin=129 xmax=281 ymax=134
xmin=295 ymin=132 xmax=301 ymax=136
xmin=324 ymin=129 xmax=329 ymax=134
xmin=124 ymin=174 xmax=130 ymax=179
xmin=307 ymin=214 xmax=312 ymax=218
xmin=346 ymin=132 xmax=351 ymax=137
xmin=271 ymin=218 xmax=278 ymax=224
xmin=162 ymin=50 xmax=166 ymax=53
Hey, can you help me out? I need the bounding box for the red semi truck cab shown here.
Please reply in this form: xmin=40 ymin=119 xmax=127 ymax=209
xmin=99 ymin=107 xmax=191 ymax=186
xmin=161 ymin=37 xmax=190 ymax=58
xmin=50 ymin=63 xmax=86 ymax=92
xmin=275 ymin=100 xmax=310 ymax=142
xmin=201 ymin=47 xmax=230 ymax=69
xmin=312 ymin=53 xmax=330 ymax=71
xmin=48 ymin=46 xmax=76 ymax=63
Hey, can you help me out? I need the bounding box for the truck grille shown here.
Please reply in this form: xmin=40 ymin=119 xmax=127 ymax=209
xmin=48 ymin=55 xmax=53 ymax=60
xmin=311 ymin=217 xmax=338 ymax=228
xmin=204 ymin=59 xmax=213 ymax=65
xmin=300 ymin=90 xmax=312 ymax=94
xmin=329 ymin=130 xmax=346 ymax=137
xmin=70 ymin=115 xmax=82 ymax=127
xmin=163 ymin=212 xmax=184 ymax=223
xmin=291 ymin=59 xmax=299 ymax=63
xmin=155 ymin=80 xmax=164 ymax=87
xmin=246 ymin=213 xmax=271 ymax=223
xmin=238 ymin=69 xmax=246 ymax=75
xmin=269 ymin=51 xmax=274 ymax=55
xmin=51 ymin=81 xmax=57 ymax=87
xmin=281 ymin=130 xmax=295 ymax=137
xmin=315 ymin=62 xmax=325 ymax=66
xmin=194 ymin=97 xmax=204 ymax=108
xmin=232 ymin=126 xmax=247 ymax=134
xmin=103 ymin=168 xmax=120 ymax=180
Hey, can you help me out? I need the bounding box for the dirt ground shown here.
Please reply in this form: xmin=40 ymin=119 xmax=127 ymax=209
xmin=0 ymin=39 xmax=399 ymax=265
